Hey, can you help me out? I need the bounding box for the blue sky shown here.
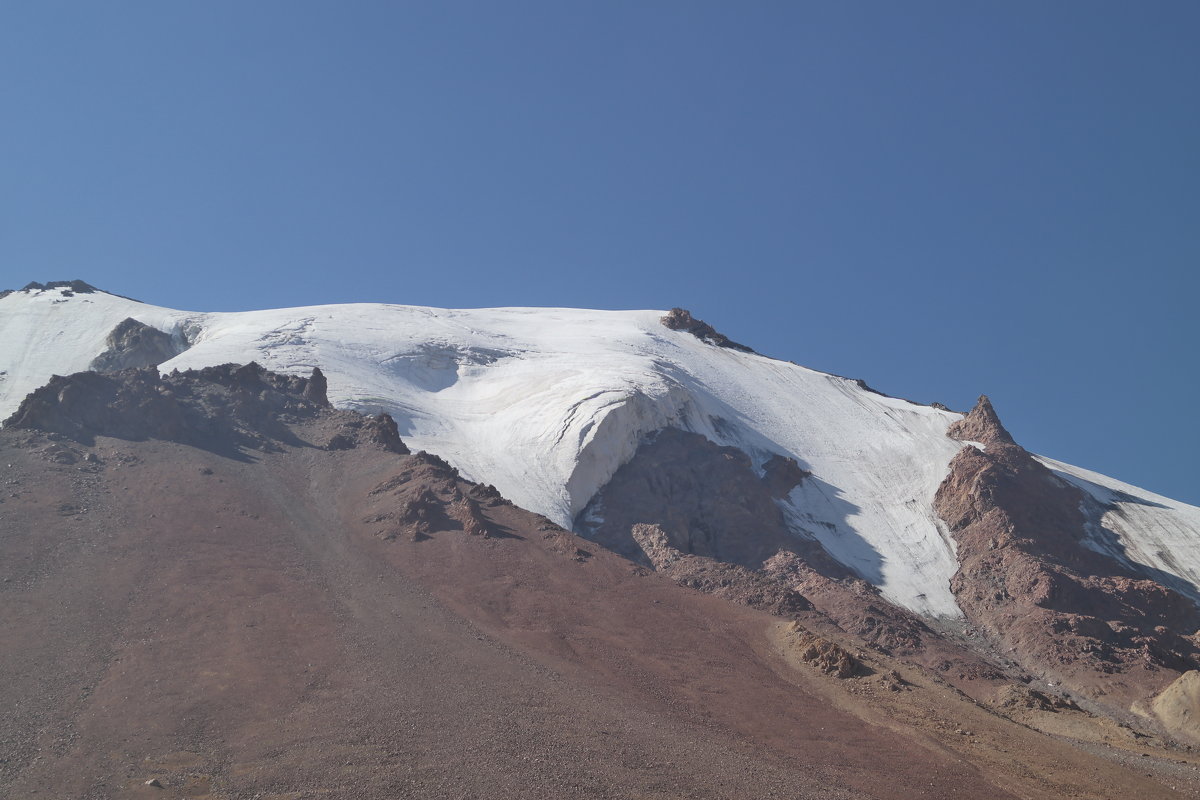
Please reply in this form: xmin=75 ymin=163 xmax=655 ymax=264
xmin=2 ymin=1 xmax=1197 ymax=503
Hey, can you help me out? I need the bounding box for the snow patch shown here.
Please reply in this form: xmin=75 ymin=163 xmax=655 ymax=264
xmin=1041 ymin=457 xmax=1200 ymax=601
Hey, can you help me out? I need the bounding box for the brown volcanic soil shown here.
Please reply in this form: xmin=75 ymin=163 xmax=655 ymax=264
xmin=1 ymin=377 xmax=1199 ymax=798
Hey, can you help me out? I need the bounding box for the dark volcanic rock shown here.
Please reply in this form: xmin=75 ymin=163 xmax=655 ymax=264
xmin=363 ymin=451 xmax=492 ymax=540
xmin=3 ymin=363 xmax=401 ymax=459
xmin=577 ymin=428 xmax=829 ymax=570
xmin=5 ymin=369 xmax=191 ymax=444
xmin=89 ymin=318 xmax=184 ymax=372
xmin=937 ymin=395 xmax=1200 ymax=708
xmin=304 ymin=366 xmax=330 ymax=406
xmin=1 ymin=279 xmax=141 ymax=302
xmin=362 ymin=412 xmax=406 ymax=453
xmin=324 ymin=410 xmax=409 ymax=455
xmin=17 ymin=279 xmax=98 ymax=294
xmin=761 ymin=453 xmax=810 ymax=498
xmin=660 ymin=308 xmax=755 ymax=353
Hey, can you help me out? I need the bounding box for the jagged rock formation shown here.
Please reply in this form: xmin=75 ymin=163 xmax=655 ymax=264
xmin=0 ymin=279 xmax=139 ymax=302
xmin=946 ymin=394 xmax=1015 ymax=445
xmin=4 ymin=279 xmax=99 ymax=296
xmin=631 ymin=522 xmax=815 ymax=616
xmin=778 ymin=621 xmax=864 ymax=678
xmin=936 ymin=395 xmax=1200 ymax=710
xmin=362 ymin=451 xmax=496 ymax=540
xmin=323 ymin=408 xmax=409 ymax=455
xmin=659 ymin=307 xmax=755 ymax=352
xmin=3 ymin=362 xmax=405 ymax=458
xmin=89 ymin=318 xmax=184 ymax=372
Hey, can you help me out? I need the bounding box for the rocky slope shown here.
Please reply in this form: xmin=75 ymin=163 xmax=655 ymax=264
xmin=936 ymin=396 xmax=1200 ymax=726
xmin=4 ymin=281 xmax=1200 ymax=750
xmin=2 ymin=364 xmax=1199 ymax=798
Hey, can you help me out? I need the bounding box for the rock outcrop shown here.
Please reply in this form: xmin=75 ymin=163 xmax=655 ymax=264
xmin=9 ymin=279 xmax=99 ymax=295
xmin=362 ymin=452 xmax=494 ymax=540
xmin=303 ymin=366 xmax=330 ymax=406
xmin=0 ymin=279 xmax=140 ymax=302
xmin=324 ymin=410 xmax=409 ymax=455
xmin=89 ymin=318 xmax=184 ymax=372
xmin=946 ymin=394 xmax=1015 ymax=446
xmin=631 ymin=523 xmax=814 ymax=616
xmin=3 ymin=363 xmax=406 ymax=458
xmin=936 ymin=396 xmax=1200 ymax=710
xmin=778 ymin=621 xmax=864 ymax=678
xmin=659 ymin=308 xmax=755 ymax=353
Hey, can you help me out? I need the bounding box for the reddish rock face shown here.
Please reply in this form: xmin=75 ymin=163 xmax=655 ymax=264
xmin=946 ymin=394 xmax=1015 ymax=446
xmin=936 ymin=397 xmax=1200 ymax=709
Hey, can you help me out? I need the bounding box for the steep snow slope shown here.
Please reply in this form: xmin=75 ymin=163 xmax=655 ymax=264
xmin=1041 ymin=456 xmax=1200 ymax=603
xmin=3 ymin=285 xmax=1197 ymax=619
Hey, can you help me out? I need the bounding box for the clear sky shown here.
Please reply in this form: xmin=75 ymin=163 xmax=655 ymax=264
xmin=2 ymin=1 xmax=1197 ymax=503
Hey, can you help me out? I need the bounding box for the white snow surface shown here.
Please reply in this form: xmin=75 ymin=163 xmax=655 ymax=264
xmin=1040 ymin=456 xmax=1200 ymax=603
xmin=3 ymin=287 xmax=1198 ymax=619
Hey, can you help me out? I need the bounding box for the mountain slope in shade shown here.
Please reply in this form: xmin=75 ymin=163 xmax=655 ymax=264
xmin=2 ymin=282 xmax=1199 ymax=624
xmin=3 ymin=365 xmax=1198 ymax=799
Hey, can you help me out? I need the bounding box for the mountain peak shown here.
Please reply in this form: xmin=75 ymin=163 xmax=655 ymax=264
xmin=660 ymin=307 xmax=755 ymax=353
xmin=947 ymin=394 xmax=1016 ymax=446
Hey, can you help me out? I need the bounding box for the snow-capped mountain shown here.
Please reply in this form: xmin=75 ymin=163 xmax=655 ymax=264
xmin=3 ymin=281 xmax=1198 ymax=620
